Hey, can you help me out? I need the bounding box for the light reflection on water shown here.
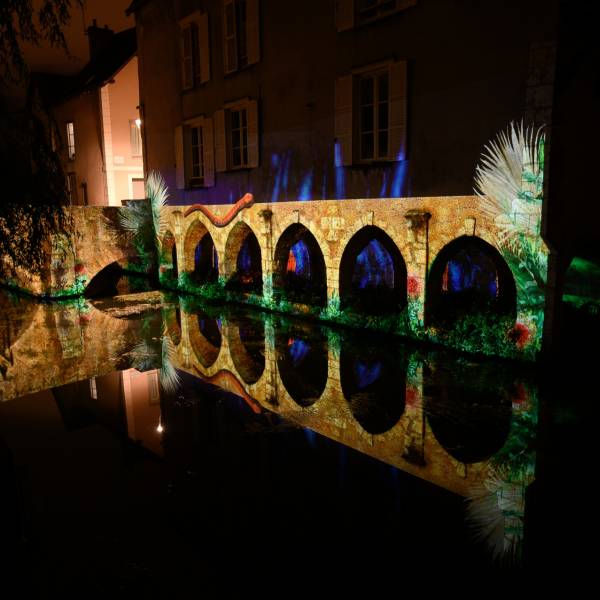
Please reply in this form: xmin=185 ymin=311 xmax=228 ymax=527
xmin=0 ymin=288 xmax=539 ymax=571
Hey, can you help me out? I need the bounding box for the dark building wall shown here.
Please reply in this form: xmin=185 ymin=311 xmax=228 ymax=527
xmin=135 ymin=0 xmax=557 ymax=205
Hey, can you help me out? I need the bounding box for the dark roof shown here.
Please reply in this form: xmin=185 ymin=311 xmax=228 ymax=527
xmin=77 ymin=28 xmax=137 ymax=91
xmin=31 ymin=28 xmax=137 ymax=108
xmin=125 ymin=0 xmax=150 ymax=15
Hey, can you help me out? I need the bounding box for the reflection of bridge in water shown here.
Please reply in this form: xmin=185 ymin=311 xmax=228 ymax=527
xmin=165 ymin=302 xmax=530 ymax=497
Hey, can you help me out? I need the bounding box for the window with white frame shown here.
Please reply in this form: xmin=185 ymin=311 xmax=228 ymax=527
xmin=213 ymin=99 xmax=258 ymax=171
xmin=336 ymin=0 xmax=417 ymax=31
xmin=174 ymin=117 xmax=215 ymax=189
xmin=130 ymin=119 xmax=142 ymax=157
xmin=334 ymin=60 xmax=407 ymax=166
xmin=66 ymin=121 xmax=75 ymax=160
xmin=223 ymin=0 xmax=260 ymax=74
xmin=229 ymin=106 xmax=248 ymax=168
xmin=180 ymin=11 xmax=210 ymax=89
xmin=358 ymin=70 xmax=389 ymax=161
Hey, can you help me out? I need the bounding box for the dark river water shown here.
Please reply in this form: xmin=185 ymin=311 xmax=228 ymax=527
xmin=0 ymin=284 xmax=594 ymax=593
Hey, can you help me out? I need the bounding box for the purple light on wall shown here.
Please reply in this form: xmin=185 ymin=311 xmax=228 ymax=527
xmin=379 ymin=170 xmax=389 ymax=198
xmin=334 ymin=141 xmax=345 ymax=199
xmin=391 ymin=159 xmax=408 ymax=197
xmin=298 ymin=169 xmax=313 ymax=201
xmin=352 ymin=239 xmax=394 ymax=289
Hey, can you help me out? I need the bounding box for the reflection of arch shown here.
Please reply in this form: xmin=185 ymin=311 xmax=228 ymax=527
xmin=340 ymin=343 xmax=405 ymax=434
xmin=189 ymin=311 xmax=221 ymax=368
xmin=227 ymin=315 xmax=265 ymax=384
xmin=426 ymin=236 xmax=516 ymax=325
xmin=273 ymin=223 xmax=327 ymax=306
xmin=224 ymin=221 xmax=263 ymax=294
xmin=424 ymin=370 xmax=512 ymax=464
xmin=184 ymin=220 xmax=218 ymax=284
xmin=163 ymin=306 xmax=182 ymax=346
xmin=339 ymin=225 xmax=407 ymax=314
xmin=160 ymin=231 xmax=178 ymax=280
xmin=276 ymin=323 xmax=327 ymax=407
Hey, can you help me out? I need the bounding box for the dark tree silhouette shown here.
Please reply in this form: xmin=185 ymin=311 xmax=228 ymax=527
xmin=0 ymin=1 xmax=80 ymax=282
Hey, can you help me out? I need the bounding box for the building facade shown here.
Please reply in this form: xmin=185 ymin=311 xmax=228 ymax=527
xmin=39 ymin=24 xmax=145 ymax=206
xmin=128 ymin=0 xmax=557 ymax=206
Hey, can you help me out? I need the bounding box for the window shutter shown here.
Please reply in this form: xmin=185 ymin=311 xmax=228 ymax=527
xmin=389 ymin=60 xmax=407 ymax=161
xmin=181 ymin=25 xmax=193 ymax=89
xmin=335 ymin=0 xmax=354 ymax=32
xmin=199 ymin=13 xmax=211 ymax=83
xmin=214 ymin=109 xmax=227 ymax=172
xmin=247 ymin=99 xmax=259 ymax=168
xmin=334 ymin=75 xmax=353 ymax=166
xmin=223 ymin=0 xmax=238 ymax=74
xmin=203 ymin=118 xmax=215 ymax=187
xmin=246 ymin=0 xmax=260 ymax=65
xmin=174 ymin=126 xmax=186 ymax=189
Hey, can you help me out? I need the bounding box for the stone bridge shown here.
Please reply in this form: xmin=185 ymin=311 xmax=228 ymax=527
xmin=160 ymin=195 xmax=547 ymax=358
xmin=1 ymin=195 xmax=548 ymax=357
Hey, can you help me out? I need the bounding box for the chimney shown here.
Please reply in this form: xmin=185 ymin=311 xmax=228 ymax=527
xmin=87 ymin=19 xmax=114 ymax=60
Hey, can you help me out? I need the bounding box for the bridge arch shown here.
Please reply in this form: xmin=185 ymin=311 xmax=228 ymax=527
xmin=184 ymin=220 xmax=218 ymax=285
xmin=188 ymin=310 xmax=222 ymax=368
xmin=339 ymin=225 xmax=407 ymax=314
xmin=227 ymin=314 xmax=265 ymax=384
xmin=426 ymin=235 xmax=516 ymax=326
xmin=273 ymin=222 xmax=327 ymax=306
xmin=160 ymin=230 xmax=178 ymax=281
xmin=224 ymin=221 xmax=263 ymax=294
xmin=275 ymin=322 xmax=328 ymax=407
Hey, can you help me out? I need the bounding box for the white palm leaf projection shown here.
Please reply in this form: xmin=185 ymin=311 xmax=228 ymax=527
xmin=474 ymin=122 xmax=548 ymax=307
xmin=128 ymin=333 xmax=181 ymax=395
xmin=145 ymin=171 xmax=169 ymax=247
xmin=465 ymin=465 xmax=533 ymax=566
xmin=117 ymin=171 xmax=170 ymax=267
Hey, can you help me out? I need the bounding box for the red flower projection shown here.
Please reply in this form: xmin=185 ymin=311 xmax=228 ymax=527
xmin=406 ymin=385 xmax=420 ymax=408
xmin=407 ymin=276 xmax=420 ymax=297
xmin=508 ymin=322 xmax=531 ymax=349
xmin=74 ymin=262 xmax=86 ymax=275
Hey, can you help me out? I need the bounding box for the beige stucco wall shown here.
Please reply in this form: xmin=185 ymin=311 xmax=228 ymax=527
xmin=53 ymin=92 xmax=107 ymax=206
xmin=102 ymin=56 xmax=144 ymax=205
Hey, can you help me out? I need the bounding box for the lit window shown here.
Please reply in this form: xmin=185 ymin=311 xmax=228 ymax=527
xmin=229 ymin=107 xmax=248 ymax=168
xmin=66 ymin=121 xmax=75 ymax=160
xmin=223 ymin=0 xmax=259 ymax=74
xmin=174 ymin=116 xmax=215 ymax=189
xmin=334 ymin=60 xmax=406 ymax=166
xmin=358 ymin=71 xmax=389 ymax=161
xmin=89 ymin=377 xmax=97 ymax=399
xmin=190 ymin=125 xmax=205 ymax=185
xmin=66 ymin=172 xmax=77 ymax=204
xmin=130 ymin=119 xmax=142 ymax=157
xmin=180 ymin=11 xmax=210 ymax=89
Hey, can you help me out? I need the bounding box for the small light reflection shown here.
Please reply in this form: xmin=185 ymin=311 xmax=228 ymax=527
xmin=135 ymin=118 xmax=142 ymax=128
xmin=156 ymin=414 xmax=164 ymax=434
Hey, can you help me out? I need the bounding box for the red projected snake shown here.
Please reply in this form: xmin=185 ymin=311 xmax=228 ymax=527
xmin=183 ymin=193 xmax=254 ymax=226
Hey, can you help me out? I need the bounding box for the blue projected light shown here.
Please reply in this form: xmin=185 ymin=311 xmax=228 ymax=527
xmin=288 ymin=337 xmax=310 ymax=367
xmin=352 ymin=239 xmax=394 ymax=289
xmin=237 ymin=238 xmax=253 ymax=273
xmin=354 ymin=360 xmax=382 ymax=389
xmin=445 ymin=249 xmax=498 ymax=297
xmin=288 ymin=240 xmax=311 ymax=277
xmin=298 ymin=170 xmax=313 ymax=201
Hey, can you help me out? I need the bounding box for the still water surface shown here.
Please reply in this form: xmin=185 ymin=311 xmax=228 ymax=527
xmin=0 ymin=286 xmax=592 ymax=592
